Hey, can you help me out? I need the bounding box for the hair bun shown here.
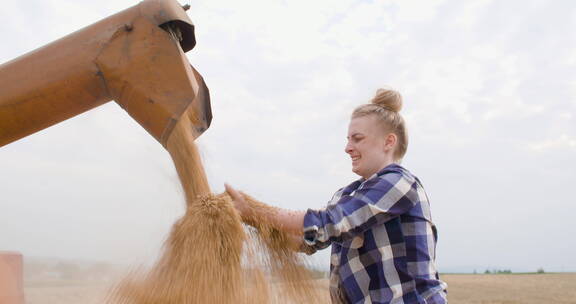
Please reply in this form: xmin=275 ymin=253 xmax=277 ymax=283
xmin=371 ymin=88 xmax=402 ymax=112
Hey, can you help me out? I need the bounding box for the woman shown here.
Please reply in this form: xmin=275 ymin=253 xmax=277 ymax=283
xmin=226 ymin=88 xmax=448 ymax=304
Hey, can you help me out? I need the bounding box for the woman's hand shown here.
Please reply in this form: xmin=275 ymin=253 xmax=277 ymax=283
xmin=224 ymin=183 xmax=252 ymax=219
xmin=224 ymin=183 xmax=307 ymax=251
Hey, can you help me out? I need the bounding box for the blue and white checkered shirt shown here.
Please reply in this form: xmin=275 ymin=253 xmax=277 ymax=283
xmin=303 ymin=164 xmax=447 ymax=304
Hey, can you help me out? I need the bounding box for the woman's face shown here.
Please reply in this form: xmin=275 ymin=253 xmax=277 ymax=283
xmin=345 ymin=115 xmax=395 ymax=179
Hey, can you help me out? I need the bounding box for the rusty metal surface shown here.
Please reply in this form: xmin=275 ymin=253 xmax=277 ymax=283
xmin=140 ymin=0 xmax=196 ymax=51
xmin=0 ymin=0 xmax=210 ymax=148
xmin=0 ymin=252 xmax=24 ymax=304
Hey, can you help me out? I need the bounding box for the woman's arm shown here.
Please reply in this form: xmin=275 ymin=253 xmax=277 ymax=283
xmin=303 ymin=172 xmax=420 ymax=247
xmin=225 ymin=183 xmax=305 ymax=248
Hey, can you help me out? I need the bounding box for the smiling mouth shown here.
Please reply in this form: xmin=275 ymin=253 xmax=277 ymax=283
xmin=351 ymin=156 xmax=360 ymax=162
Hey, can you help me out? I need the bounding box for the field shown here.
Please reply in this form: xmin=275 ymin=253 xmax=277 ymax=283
xmin=442 ymin=273 xmax=576 ymax=304
xmin=22 ymin=273 xmax=576 ymax=303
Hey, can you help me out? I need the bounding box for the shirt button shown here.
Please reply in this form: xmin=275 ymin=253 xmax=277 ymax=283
xmin=331 ymin=254 xmax=340 ymax=265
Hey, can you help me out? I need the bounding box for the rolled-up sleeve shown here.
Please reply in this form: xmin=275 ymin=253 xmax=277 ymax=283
xmin=303 ymin=172 xmax=418 ymax=249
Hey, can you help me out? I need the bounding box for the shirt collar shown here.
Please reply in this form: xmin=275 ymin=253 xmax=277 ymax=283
xmin=343 ymin=163 xmax=405 ymax=194
xmin=366 ymin=162 xmax=404 ymax=180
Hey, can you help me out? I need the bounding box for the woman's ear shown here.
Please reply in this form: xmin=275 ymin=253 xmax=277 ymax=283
xmin=384 ymin=133 xmax=397 ymax=152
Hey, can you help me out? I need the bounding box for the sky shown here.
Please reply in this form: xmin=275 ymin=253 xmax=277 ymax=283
xmin=0 ymin=0 xmax=575 ymax=273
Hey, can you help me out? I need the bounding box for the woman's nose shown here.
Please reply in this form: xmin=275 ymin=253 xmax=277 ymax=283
xmin=345 ymin=141 xmax=353 ymax=154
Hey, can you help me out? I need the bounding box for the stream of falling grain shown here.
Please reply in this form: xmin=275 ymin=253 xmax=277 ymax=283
xmin=108 ymin=110 xmax=324 ymax=304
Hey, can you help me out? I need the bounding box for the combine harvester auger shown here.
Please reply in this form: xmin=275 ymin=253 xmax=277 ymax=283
xmin=0 ymin=1 xmax=211 ymax=302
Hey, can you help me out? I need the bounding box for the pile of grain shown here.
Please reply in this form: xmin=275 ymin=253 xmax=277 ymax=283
xmin=109 ymin=110 xmax=323 ymax=303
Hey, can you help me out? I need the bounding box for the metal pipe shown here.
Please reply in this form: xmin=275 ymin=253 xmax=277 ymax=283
xmin=0 ymin=252 xmax=24 ymax=304
xmin=0 ymin=0 xmax=211 ymax=148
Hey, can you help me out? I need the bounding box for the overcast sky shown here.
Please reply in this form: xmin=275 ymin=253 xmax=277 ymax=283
xmin=1 ymin=0 xmax=575 ymax=273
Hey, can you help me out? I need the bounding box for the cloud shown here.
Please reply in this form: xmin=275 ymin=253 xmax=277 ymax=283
xmin=526 ymin=134 xmax=576 ymax=152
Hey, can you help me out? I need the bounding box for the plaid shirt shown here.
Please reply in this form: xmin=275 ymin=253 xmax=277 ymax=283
xmin=303 ymin=164 xmax=447 ymax=304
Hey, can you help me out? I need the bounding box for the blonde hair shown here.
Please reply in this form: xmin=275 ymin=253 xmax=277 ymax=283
xmin=352 ymin=88 xmax=408 ymax=161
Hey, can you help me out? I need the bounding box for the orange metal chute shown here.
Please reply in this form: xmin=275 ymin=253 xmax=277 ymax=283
xmin=0 ymin=1 xmax=213 ymax=300
xmin=0 ymin=0 xmax=212 ymax=148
